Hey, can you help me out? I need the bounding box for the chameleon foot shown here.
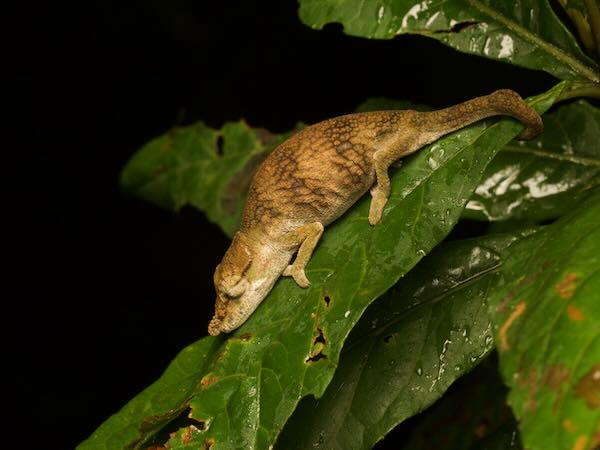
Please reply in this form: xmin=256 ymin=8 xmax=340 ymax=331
xmin=283 ymin=265 xmax=310 ymax=288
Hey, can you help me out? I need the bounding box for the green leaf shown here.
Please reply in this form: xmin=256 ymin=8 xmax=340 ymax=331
xmin=120 ymin=122 xmax=286 ymax=237
xmin=298 ymin=0 xmax=599 ymax=82
xmin=78 ymin=337 xmax=222 ymax=450
xmin=486 ymin=187 xmax=600 ymax=450
xmin=398 ymin=356 xmax=521 ymax=450
xmin=464 ymin=100 xmax=600 ymax=222
xmin=277 ymin=233 xmax=523 ymax=449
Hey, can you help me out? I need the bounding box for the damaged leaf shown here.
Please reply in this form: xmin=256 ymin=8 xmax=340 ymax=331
xmin=78 ymin=337 xmax=222 ymax=449
xmin=120 ymin=121 xmax=287 ymax=238
xmin=486 ymin=187 xmax=600 ymax=450
xmin=277 ymin=233 xmax=523 ymax=449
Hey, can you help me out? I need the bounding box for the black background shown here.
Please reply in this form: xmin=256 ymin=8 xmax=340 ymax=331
xmin=10 ymin=1 xmax=554 ymax=448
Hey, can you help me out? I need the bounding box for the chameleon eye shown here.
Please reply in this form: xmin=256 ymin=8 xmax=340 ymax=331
xmin=227 ymin=278 xmax=249 ymax=298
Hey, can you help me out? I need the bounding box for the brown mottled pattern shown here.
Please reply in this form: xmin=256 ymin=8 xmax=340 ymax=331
xmin=240 ymin=89 xmax=542 ymax=235
xmin=241 ymin=111 xmax=406 ymax=230
xmin=210 ymin=89 xmax=544 ymax=335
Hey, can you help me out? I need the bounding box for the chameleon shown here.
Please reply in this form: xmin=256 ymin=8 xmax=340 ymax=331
xmin=208 ymin=89 xmax=542 ymax=336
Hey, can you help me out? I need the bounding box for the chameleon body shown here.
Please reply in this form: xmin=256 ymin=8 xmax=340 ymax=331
xmin=208 ymin=89 xmax=542 ymax=336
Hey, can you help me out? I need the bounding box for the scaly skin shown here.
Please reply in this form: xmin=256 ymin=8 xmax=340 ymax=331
xmin=208 ymin=89 xmax=543 ymax=336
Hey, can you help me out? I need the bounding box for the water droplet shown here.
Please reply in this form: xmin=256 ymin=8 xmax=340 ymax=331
xmin=439 ymin=339 xmax=451 ymax=360
xmin=344 ymin=310 xmax=351 ymax=318
xmin=416 ymin=365 xmax=423 ymax=376
xmin=427 ymin=156 xmax=440 ymax=170
xmin=454 ymin=365 xmax=462 ymax=371
xmin=377 ymin=5 xmax=385 ymax=22
xmin=416 ymin=249 xmax=426 ymax=257
xmin=389 ymin=359 xmax=395 ymax=366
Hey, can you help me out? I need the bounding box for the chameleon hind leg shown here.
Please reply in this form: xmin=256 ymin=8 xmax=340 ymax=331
xmin=369 ymin=127 xmax=433 ymax=225
xmin=369 ymin=133 xmax=426 ymax=225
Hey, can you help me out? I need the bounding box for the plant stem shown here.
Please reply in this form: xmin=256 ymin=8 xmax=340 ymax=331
xmin=557 ymin=80 xmax=600 ymax=101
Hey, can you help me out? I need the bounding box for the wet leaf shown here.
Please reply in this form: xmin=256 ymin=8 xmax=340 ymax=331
xmin=464 ymin=100 xmax=600 ymax=222
xmin=299 ymin=0 xmax=599 ymax=82
xmin=277 ymin=234 xmax=522 ymax=450
xmin=358 ymin=98 xmax=600 ymax=223
xmin=78 ymin=337 xmax=222 ymax=449
xmin=87 ymin=85 xmax=563 ymax=449
xmin=487 ymin=187 xmax=600 ymax=450
xmin=397 ymin=356 xmax=521 ymax=450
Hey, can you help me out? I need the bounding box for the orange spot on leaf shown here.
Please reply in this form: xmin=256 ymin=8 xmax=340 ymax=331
xmin=567 ymin=304 xmax=585 ymax=321
xmin=574 ymin=364 xmax=600 ymax=410
xmin=517 ymin=367 xmax=540 ymax=411
xmin=181 ymin=427 xmax=194 ymax=444
xmin=544 ymin=364 xmax=570 ymax=410
xmin=572 ymin=435 xmax=588 ymax=450
xmin=563 ymin=419 xmax=577 ymax=433
xmin=200 ymin=374 xmax=219 ymax=388
xmin=555 ymin=273 xmax=578 ymax=299
xmin=499 ymin=302 xmax=526 ymax=351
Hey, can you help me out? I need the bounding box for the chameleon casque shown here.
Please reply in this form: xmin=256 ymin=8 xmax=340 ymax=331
xmin=208 ymin=89 xmax=542 ymax=336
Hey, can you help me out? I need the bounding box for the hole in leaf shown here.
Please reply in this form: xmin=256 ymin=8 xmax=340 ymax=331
xmin=306 ymin=327 xmax=327 ymax=363
xmin=216 ymin=135 xmax=224 ymax=156
xmin=238 ymin=332 xmax=253 ymax=341
xmin=383 ymin=334 xmax=393 ymax=343
xmin=323 ymin=295 xmax=331 ymax=307
xmin=436 ymin=20 xmax=480 ymax=33
xmin=143 ymin=407 xmax=208 ymax=448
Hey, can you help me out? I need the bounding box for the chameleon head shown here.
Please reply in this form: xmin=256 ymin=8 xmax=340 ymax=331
xmin=208 ymin=232 xmax=290 ymax=336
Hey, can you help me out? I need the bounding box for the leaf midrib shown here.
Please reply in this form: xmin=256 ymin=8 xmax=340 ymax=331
xmin=465 ymin=0 xmax=599 ymax=82
xmin=343 ymin=260 xmax=503 ymax=354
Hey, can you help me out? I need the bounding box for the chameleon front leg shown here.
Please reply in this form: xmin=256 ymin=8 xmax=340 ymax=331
xmin=282 ymin=222 xmax=324 ymax=288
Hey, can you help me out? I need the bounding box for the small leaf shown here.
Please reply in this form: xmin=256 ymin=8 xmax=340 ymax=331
xmin=464 ymin=100 xmax=600 ymax=222
xmin=299 ymin=0 xmax=599 ymax=81
xmin=78 ymin=338 xmax=222 ymax=450
xmin=487 ymin=187 xmax=600 ymax=450
xmin=277 ymin=233 xmax=523 ymax=450
xmin=120 ymin=122 xmax=286 ymax=237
